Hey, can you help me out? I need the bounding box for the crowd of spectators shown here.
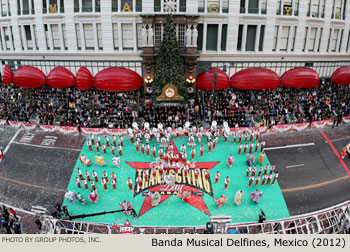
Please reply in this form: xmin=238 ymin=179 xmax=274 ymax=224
xmin=200 ymin=82 xmax=350 ymax=128
xmin=1 ymin=82 xmax=350 ymax=129
xmin=0 ymin=205 xmax=22 ymax=234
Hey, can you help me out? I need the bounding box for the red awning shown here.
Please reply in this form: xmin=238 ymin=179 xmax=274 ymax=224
xmin=281 ymin=67 xmax=320 ymax=88
xmin=230 ymin=68 xmax=280 ymax=89
xmin=1 ymin=65 xmax=13 ymax=85
xmin=13 ymin=66 xmax=46 ymax=88
xmin=331 ymin=66 xmax=350 ymax=85
xmin=93 ymin=67 xmax=142 ymax=92
xmin=76 ymin=67 xmax=93 ymax=90
xmin=196 ymin=68 xmax=230 ymax=90
xmin=47 ymin=67 xmax=75 ymax=88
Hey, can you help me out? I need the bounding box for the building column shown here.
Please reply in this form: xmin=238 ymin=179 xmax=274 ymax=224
xmin=57 ymin=0 xmax=61 ymax=13
xmin=332 ymin=0 xmax=336 ymax=18
xmin=8 ymin=26 xmax=14 ymax=51
xmin=244 ymin=0 xmax=248 ymax=14
xmin=202 ymin=22 xmax=207 ymax=53
xmin=241 ymin=24 xmax=247 ymax=51
xmin=118 ymin=0 xmax=121 ymax=12
xmin=133 ymin=21 xmax=137 ymax=52
xmin=204 ymin=0 xmax=207 ymax=13
xmin=92 ymin=0 xmax=95 ymax=12
xmin=80 ymin=23 xmax=85 ymax=51
xmin=219 ymin=0 xmax=222 ymax=13
xmin=20 ymin=0 xmax=23 ymax=14
xmin=47 ymin=24 xmax=54 ymax=51
xmin=79 ymin=0 xmax=82 ymax=12
xmin=29 ymin=0 xmax=33 ymax=13
xmin=118 ymin=22 xmax=122 ymax=51
xmin=309 ymin=0 xmax=313 ymax=16
xmin=217 ymin=23 xmax=222 ymax=52
xmin=30 ymin=24 xmax=37 ymax=50
xmin=255 ymin=24 xmax=261 ymax=52
xmin=58 ymin=23 xmax=65 ymax=51
xmin=161 ymin=0 xmax=164 ymax=12
xmin=93 ymin=22 xmax=98 ymax=51
xmin=259 ymin=0 xmax=262 ymax=14
xmin=46 ymin=0 xmax=49 ymax=13
xmin=276 ymin=25 xmax=282 ymax=52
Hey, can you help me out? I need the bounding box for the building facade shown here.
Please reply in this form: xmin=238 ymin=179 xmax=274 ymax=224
xmin=1 ymin=0 xmax=350 ymax=80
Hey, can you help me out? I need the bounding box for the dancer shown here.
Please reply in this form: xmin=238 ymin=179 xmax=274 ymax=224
xmin=224 ymin=176 xmax=230 ymax=190
xmin=89 ymin=190 xmax=98 ymax=204
xmin=215 ymin=171 xmax=221 ymax=184
xmin=234 ymin=190 xmax=244 ymax=206
xmin=214 ymin=195 xmax=227 ymax=209
xmin=227 ymin=154 xmax=234 ymax=168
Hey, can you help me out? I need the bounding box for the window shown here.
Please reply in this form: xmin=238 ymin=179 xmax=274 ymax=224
xmin=206 ymin=24 xmax=218 ymax=51
xmin=74 ymin=0 xmax=79 ymax=12
xmin=2 ymin=26 xmax=11 ymax=50
xmin=75 ymin=24 xmax=82 ymax=50
xmin=44 ymin=0 xmax=63 ymax=14
xmin=332 ymin=0 xmax=346 ymax=20
xmin=179 ymin=0 xmax=186 ymax=12
xmin=44 ymin=24 xmax=50 ymax=49
xmin=154 ymin=0 xmax=161 ymax=12
xmin=277 ymin=0 xmax=299 ymax=16
xmin=18 ymin=25 xmax=24 ymax=50
xmin=24 ymin=25 xmax=32 ymax=50
xmin=1 ymin=0 xmax=11 ymax=16
xmin=221 ymin=24 xmax=227 ymax=51
xmin=197 ymin=24 xmax=203 ymax=50
xmin=245 ymin=25 xmax=256 ymax=51
xmin=308 ymin=27 xmax=317 ymax=51
xmin=222 ymin=0 xmax=229 ymax=13
xmin=122 ymin=23 xmax=133 ymax=50
xmin=136 ymin=23 xmax=143 ymax=49
xmin=248 ymin=0 xmax=258 ymax=14
xmin=97 ymin=23 xmax=103 ymax=50
xmin=331 ymin=29 xmax=339 ymax=52
xmin=82 ymin=0 xmax=92 ymax=12
xmin=83 ymin=24 xmax=94 ymax=50
xmin=259 ymin=25 xmax=265 ymax=51
xmin=112 ymin=23 xmax=119 ymax=50
xmin=207 ymin=0 xmax=219 ymax=13
xmin=136 ymin=0 xmax=142 ymax=12
xmin=112 ymin=0 xmax=118 ymax=12
xmin=51 ymin=24 xmax=60 ymax=50
xmin=237 ymin=24 xmax=243 ymax=51
xmin=198 ymin=0 xmax=204 ymax=12
xmin=154 ymin=24 xmax=162 ymax=47
xmin=291 ymin=26 xmax=297 ymax=51
xmin=302 ymin=27 xmax=308 ymax=52
xmin=62 ymin=24 xmax=67 ymax=50
xmin=338 ymin=29 xmax=343 ymax=52
xmin=272 ymin=25 xmax=279 ymax=51
xmin=279 ymin=26 xmax=289 ymax=51
xmin=317 ymin=28 xmax=323 ymax=52
xmin=177 ymin=24 xmax=185 ymax=48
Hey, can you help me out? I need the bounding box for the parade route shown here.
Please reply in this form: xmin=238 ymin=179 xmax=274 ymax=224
xmin=0 ymin=124 xmax=349 ymax=223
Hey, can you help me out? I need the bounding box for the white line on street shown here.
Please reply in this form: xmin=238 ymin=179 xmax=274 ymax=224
xmin=12 ymin=141 xmax=81 ymax=151
xmin=0 ymin=129 xmax=21 ymax=164
xmin=325 ymin=136 xmax=350 ymax=143
xmin=264 ymin=143 xmax=315 ymax=150
xmin=286 ymin=164 xmax=305 ymax=169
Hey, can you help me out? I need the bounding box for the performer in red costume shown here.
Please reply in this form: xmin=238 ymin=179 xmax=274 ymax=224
xmin=224 ymin=176 xmax=230 ymax=190
xmin=87 ymin=139 xmax=92 ymax=152
xmin=200 ymin=145 xmax=204 ymax=156
xmin=215 ymin=171 xmax=221 ymax=184
xmin=127 ymin=177 xmax=133 ymax=190
xmin=248 ymin=175 xmax=254 ymax=187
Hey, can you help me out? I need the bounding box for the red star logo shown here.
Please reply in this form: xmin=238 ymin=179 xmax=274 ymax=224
xmin=126 ymin=140 xmax=219 ymax=217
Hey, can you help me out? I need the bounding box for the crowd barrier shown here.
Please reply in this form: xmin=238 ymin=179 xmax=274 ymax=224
xmin=1 ymin=116 xmax=349 ymax=136
xmin=42 ymin=200 xmax=350 ymax=234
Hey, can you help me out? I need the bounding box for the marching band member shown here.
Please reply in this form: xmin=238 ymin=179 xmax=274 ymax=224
xmin=152 ymin=146 xmax=156 ymax=158
xmin=224 ymin=176 xmax=230 ymax=190
xmin=252 ymin=165 xmax=256 ymax=176
xmin=258 ymin=153 xmax=265 ymax=164
xmin=249 ymin=142 xmax=254 ymax=153
xmin=87 ymin=139 xmax=92 ymax=152
xmin=266 ymin=174 xmax=273 ymax=185
xmin=191 ymin=147 xmax=195 ymax=160
xmin=194 ymin=168 xmax=200 ymax=180
xmin=143 ymin=170 xmax=149 ymax=182
xmin=119 ymin=135 xmax=123 ymax=147
xmin=84 ymin=170 xmax=91 ymax=181
xmin=244 ymin=134 xmax=248 ymax=143
xmin=227 ymin=155 xmax=234 ymax=168
xmin=264 ymin=164 xmax=269 ymax=175
xmin=97 ymin=135 xmax=101 ymax=146
xmin=238 ymin=143 xmax=242 ymax=155
xmin=238 ymin=134 xmax=242 ymax=143
xmin=92 ymin=170 xmax=98 ymax=182
xmin=105 ymin=135 xmax=109 ymax=147
xmin=213 ymin=136 xmax=218 ymax=150
xmin=103 ymin=171 xmax=108 ymax=183
xmin=250 ymin=132 xmax=254 ymax=142
xmin=155 ymin=131 xmax=161 ymax=143
xmin=158 ymin=148 xmax=163 ymax=159
xmin=175 ymin=128 xmax=180 ymax=138
xmin=182 ymin=152 xmax=187 ymax=162
xmin=159 ymin=165 xmax=164 ymax=177
xmin=260 ymin=141 xmax=265 ymax=152
xmin=233 ymin=133 xmax=237 ymax=143
xmin=111 ymin=178 xmax=116 ymax=190
xmin=144 ymin=132 xmax=150 ymax=144
xmin=136 ymin=175 xmax=142 ymax=188
xmin=200 ymin=145 xmax=204 ymax=156
xmin=246 ymin=166 xmax=251 ymax=178
xmin=112 ymin=156 xmax=120 ymax=168
xmin=272 ymin=171 xmax=279 ymax=185
xmin=110 ymin=145 xmax=115 ymax=155
xmin=243 ymin=143 xmax=248 ymax=154
xmin=95 ymin=142 xmax=100 ymax=153
xmin=248 ymin=175 xmax=254 ymax=187
xmin=75 ymin=177 xmax=81 ymax=188
xmin=261 ymin=174 xmax=268 ymax=186
xmin=180 ymin=144 xmax=186 ymax=154
xmin=141 ymin=142 xmax=145 ymax=155
xmin=129 ymin=131 xmax=134 ymax=144
xmin=111 ymin=171 xmax=117 ymax=183
xmin=152 ymin=166 xmax=157 ymax=178
xmin=204 ymin=169 xmax=210 ymax=180
xmin=77 ymin=168 xmax=83 ymax=180
xmin=146 ymin=144 xmax=150 ymax=156
xmin=258 ymin=165 xmax=263 ymax=177
xmin=112 ymin=135 xmax=117 ymax=147
xmin=224 ymin=130 xmax=229 ymax=142
xmin=183 ymin=164 xmax=189 ymax=177
xmin=90 ymin=133 xmax=95 ymax=145
xmin=101 ymin=177 xmax=107 ymax=190
xmin=256 ymin=132 xmax=260 ymax=141
xmin=82 ymin=178 xmax=88 ymax=190
xmin=90 ymin=179 xmax=96 ymax=190
xmin=255 ymin=142 xmax=260 ymax=153
xmin=118 ymin=144 xmax=122 ymax=156
xmin=127 ymin=177 xmax=133 ymax=190
xmin=270 ymin=165 xmax=275 ymax=175
xmin=102 ymin=143 xmax=106 ymax=154
xmin=215 ymin=171 xmax=221 ymax=184
xmin=255 ymin=176 xmax=260 ymax=187
xmin=208 ymin=141 xmax=212 ymax=153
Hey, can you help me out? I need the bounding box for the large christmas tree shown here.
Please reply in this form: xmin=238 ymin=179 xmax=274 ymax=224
xmin=153 ymin=15 xmax=187 ymax=101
